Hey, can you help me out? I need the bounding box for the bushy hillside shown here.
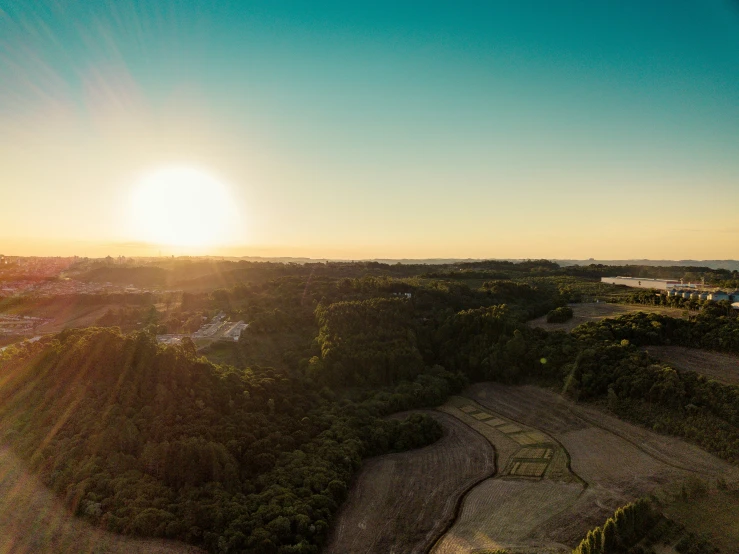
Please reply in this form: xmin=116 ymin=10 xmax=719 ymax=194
xmin=0 ymin=328 xmax=449 ymax=552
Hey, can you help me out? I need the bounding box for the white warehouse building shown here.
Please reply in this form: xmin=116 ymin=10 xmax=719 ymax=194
xmin=600 ymin=277 xmax=680 ymax=291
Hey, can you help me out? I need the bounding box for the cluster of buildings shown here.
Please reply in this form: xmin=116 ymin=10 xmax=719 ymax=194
xmin=0 ymin=256 xmax=75 ymax=274
xmin=601 ymin=277 xmax=739 ymax=307
xmin=0 ymin=315 xmax=50 ymax=336
xmin=0 ymin=277 xmax=152 ymax=298
xmin=157 ymin=312 xmax=249 ymax=347
xmin=0 ymin=279 xmax=128 ymax=298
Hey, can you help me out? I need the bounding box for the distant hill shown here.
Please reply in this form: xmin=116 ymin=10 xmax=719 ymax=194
xmin=233 ymin=257 xmax=739 ymax=271
xmin=556 ymin=259 xmax=739 ymax=271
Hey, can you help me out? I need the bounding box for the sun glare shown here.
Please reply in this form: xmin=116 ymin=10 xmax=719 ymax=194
xmin=129 ymin=167 xmax=238 ymax=248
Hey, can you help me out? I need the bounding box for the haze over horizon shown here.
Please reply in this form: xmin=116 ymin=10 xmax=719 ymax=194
xmin=2 ymin=1 xmax=739 ymax=259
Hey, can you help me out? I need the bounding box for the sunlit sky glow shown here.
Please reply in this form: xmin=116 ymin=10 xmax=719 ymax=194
xmin=1 ymin=1 xmax=738 ymax=259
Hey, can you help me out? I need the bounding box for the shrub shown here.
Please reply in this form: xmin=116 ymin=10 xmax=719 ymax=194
xmin=546 ymin=306 xmax=573 ymax=323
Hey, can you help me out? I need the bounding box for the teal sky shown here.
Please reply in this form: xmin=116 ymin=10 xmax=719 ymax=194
xmin=1 ymin=1 xmax=738 ymax=258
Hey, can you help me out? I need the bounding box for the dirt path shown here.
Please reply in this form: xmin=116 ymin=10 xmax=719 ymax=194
xmin=0 ymin=446 xmax=204 ymax=554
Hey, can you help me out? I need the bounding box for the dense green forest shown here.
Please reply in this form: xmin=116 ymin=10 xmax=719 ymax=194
xmin=1 ymin=259 xmax=738 ymax=552
xmin=0 ymin=328 xmax=456 ymax=552
xmin=565 ymin=309 xmax=739 ymax=463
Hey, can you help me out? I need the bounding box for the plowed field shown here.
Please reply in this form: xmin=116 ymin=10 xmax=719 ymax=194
xmin=324 ymin=410 xmax=496 ymax=554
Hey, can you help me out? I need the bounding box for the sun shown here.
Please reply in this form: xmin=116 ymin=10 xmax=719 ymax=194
xmin=129 ymin=166 xmax=238 ymax=248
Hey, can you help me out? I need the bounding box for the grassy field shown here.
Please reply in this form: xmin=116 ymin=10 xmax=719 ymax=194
xmin=663 ymin=488 xmax=739 ymax=553
xmin=528 ymin=302 xmax=688 ymax=333
xmin=642 ymin=345 xmax=739 ymax=386
xmin=0 ymin=446 xmax=204 ymax=554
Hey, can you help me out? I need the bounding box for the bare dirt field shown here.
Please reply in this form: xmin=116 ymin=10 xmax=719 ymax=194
xmin=641 ymin=345 xmax=739 ymax=385
xmin=437 ymin=399 xmax=521 ymax=471
xmin=0 ymin=446 xmax=204 ymax=554
xmin=528 ymin=303 xmax=687 ymax=333
xmin=324 ymin=410 xmax=496 ymax=554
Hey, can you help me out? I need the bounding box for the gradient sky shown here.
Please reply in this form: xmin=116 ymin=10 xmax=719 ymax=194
xmin=1 ymin=1 xmax=738 ymax=259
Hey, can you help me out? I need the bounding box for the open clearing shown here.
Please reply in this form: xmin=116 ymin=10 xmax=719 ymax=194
xmin=464 ymin=383 xmax=738 ymax=549
xmin=324 ymin=410 xmax=495 ymax=554
xmin=641 ymin=345 xmax=739 ymax=385
xmin=663 ymin=488 xmax=739 ymax=553
xmin=0 ymin=446 xmax=204 ymax=554
xmin=528 ymin=302 xmax=687 ymax=333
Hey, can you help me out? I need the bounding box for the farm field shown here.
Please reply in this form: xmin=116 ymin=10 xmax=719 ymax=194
xmin=439 ymin=396 xmax=578 ymax=484
xmin=432 ymin=479 xmax=582 ymax=554
xmin=437 ymin=399 xmax=523 ymax=472
xmin=528 ymin=302 xmax=687 ymax=333
xmin=0 ymin=446 xmax=204 ymax=554
xmin=324 ymin=410 xmax=496 ymax=554
xmin=421 ymin=383 xmax=739 ymax=553
xmin=432 ymin=394 xmax=585 ymax=553
xmin=469 ymin=384 xmax=738 ymax=479
xmin=641 ymin=345 xmax=739 ymax=386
